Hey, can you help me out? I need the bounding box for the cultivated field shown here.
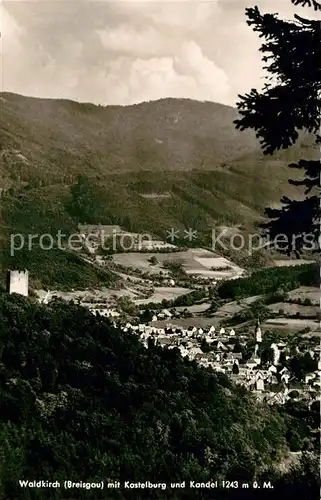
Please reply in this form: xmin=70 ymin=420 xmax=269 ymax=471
xmin=175 ymin=303 xmax=212 ymax=314
xmin=134 ymin=286 xmax=191 ymax=305
xmin=36 ymin=287 xmax=140 ymax=303
xmin=273 ymin=259 xmax=316 ymax=267
xmin=152 ymin=317 xmax=222 ymax=329
xmin=287 ymin=286 xmax=320 ymax=305
xmin=112 ymin=248 xmax=244 ymax=280
xmin=263 ymin=318 xmax=320 ymax=333
xmin=210 ymin=295 xmax=262 ymax=319
xmin=267 ymin=302 xmax=318 ymax=318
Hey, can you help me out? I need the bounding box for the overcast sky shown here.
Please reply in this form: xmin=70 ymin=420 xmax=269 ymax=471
xmin=0 ymin=0 xmax=317 ymax=107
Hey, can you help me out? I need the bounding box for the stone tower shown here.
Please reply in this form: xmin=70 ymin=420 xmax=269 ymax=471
xmin=7 ymin=270 xmax=29 ymax=297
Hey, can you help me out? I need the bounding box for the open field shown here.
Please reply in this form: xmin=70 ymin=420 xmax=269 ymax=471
xmin=210 ymin=295 xmax=263 ymax=319
xmin=175 ymin=302 xmax=212 ymax=314
xmin=287 ymin=286 xmax=320 ymax=305
xmin=210 ymin=286 xmax=319 ymax=325
xmin=36 ymin=287 xmax=141 ymax=303
xmin=1 ymin=92 xmax=316 ymax=288
xmin=112 ymin=248 xmax=244 ymax=279
xmin=152 ymin=317 xmax=222 ymax=329
xmin=267 ymin=302 xmax=318 ymax=318
xmin=134 ymin=286 xmax=191 ymax=305
xmin=273 ymin=260 xmax=316 ymax=267
xmin=262 ymin=318 xmax=320 ymax=334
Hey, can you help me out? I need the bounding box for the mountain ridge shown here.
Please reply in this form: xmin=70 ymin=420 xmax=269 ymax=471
xmin=0 ymin=92 xmax=317 ymax=288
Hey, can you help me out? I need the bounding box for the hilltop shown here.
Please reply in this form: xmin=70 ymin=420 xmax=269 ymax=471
xmin=1 ymin=93 xmax=260 ymax=181
xmin=0 ymin=93 xmax=318 ymax=287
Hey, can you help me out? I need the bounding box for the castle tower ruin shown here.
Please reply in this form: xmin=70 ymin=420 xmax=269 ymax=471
xmin=7 ymin=270 xmax=29 ymax=297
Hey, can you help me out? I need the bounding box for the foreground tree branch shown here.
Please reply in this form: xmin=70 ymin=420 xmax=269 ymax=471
xmin=235 ymin=1 xmax=321 ymax=256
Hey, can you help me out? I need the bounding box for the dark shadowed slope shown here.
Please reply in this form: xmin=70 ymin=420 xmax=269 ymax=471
xmin=0 ymin=293 xmax=319 ymax=500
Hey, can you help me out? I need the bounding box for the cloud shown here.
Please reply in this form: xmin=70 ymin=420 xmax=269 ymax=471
xmin=95 ymin=16 xmax=230 ymax=105
xmin=97 ymin=24 xmax=167 ymax=58
xmin=2 ymin=0 xmax=318 ymax=107
xmin=106 ymin=47 xmax=230 ymax=105
xmin=115 ymin=1 xmax=218 ymax=30
xmin=0 ymin=4 xmax=24 ymax=52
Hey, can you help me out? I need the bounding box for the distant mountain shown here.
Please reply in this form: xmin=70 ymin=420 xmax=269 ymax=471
xmin=0 ymin=93 xmax=317 ymax=288
xmin=0 ymin=93 xmax=260 ymax=179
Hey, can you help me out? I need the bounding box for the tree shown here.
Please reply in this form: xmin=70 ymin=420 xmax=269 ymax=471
xmin=260 ymin=347 xmax=274 ymax=365
xmin=235 ymin=0 xmax=321 ymax=257
xmin=1 ymin=293 xmax=299 ymax=498
xmin=288 ymin=352 xmax=318 ymax=379
xmin=232 ymin=362 xmax=240 ymax=375
xmin=233 ymin=341 xmax=244 ymax=354
xmin=117 ymin=295 xmax=137 ymax=316
xmin=148 ymin=256 xmax=158 ymax=266
xmin=279 ymin=351 xmax=287 ymax=365
xmin=200 ymin=338 xmax=211 ymax=353
xmin=140 ymin=308 xmax=153 ymax=323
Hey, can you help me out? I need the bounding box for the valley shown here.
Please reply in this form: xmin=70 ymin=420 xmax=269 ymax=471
xmin=1 ymin=92 xmax=318 ymax=289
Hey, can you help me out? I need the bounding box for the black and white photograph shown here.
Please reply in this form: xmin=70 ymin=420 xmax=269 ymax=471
xmin=0 ymin=0 xmax=320 ymax=498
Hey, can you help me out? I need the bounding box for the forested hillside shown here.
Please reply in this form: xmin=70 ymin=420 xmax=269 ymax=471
xmin=0 ymin=293 xmax=319 ymax=499
xmin=217 ymin=263 xmax=319 ymax=300
xmin=1 ymin=92 xmax=317 ymax=287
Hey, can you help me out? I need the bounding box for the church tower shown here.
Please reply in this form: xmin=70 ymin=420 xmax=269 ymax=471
xmin=255 ymin=318 xmax=262 ymax=343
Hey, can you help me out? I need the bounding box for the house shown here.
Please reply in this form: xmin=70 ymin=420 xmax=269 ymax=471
xmin=267 ymin=365 xmax=278 ymax=378
xmin=256 ymin=378 xmax=265 ymax=392
xmin=157 ymin=337 xmax=172 ymax=347
xmin=255 ymin=370 xmax=265 ymax=381
xmin=279 ymin=367 xmax=290 ymax=376
xmin=226 ymin=352 xmax=243 ymax=362
xmin=78 ymin=224 xmax=122 ymax=237
xmin=280 ymin=371 xmax=290 ymax=385
xmin=212 ymin=340 xmax=227 ymax=352
xmin=305 ymin=373 xmax=316 ymax=385
xmin=188 ymin=347 xmax=203 ymax=359
xmin=246 ymin=359 xmax=258 ymax=370
xmin=211 ymin=364 xmax=226 ymax=374
xmin=178 ymin=345 xmax=188 ymax=357
xmin=270 ymin=343 xmax=281 ymax=365
xmin=267 ymin=391 xmax=287 ymax=405
xmin=90 ymin=308 xmax=120 ymax=318
xmin=208 ymin=326 xmax=216 ymax=335
xmin=247 ymin=344 xmax=261 ymax=366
